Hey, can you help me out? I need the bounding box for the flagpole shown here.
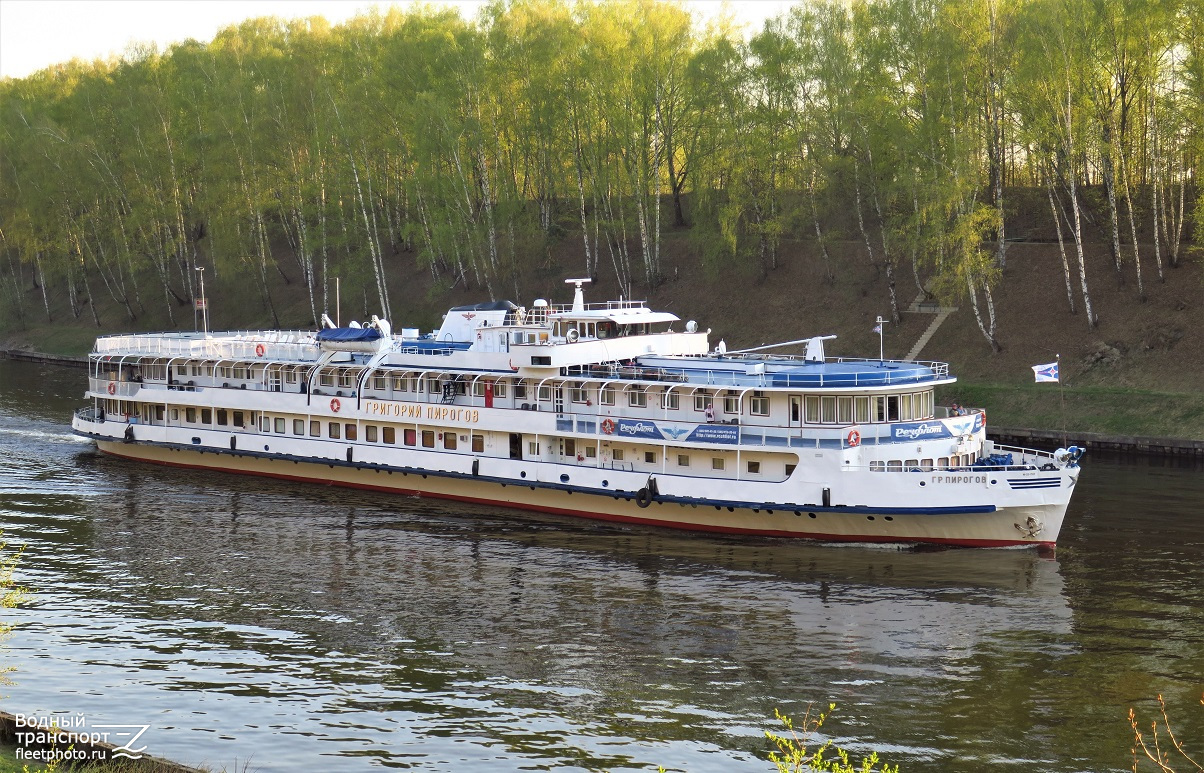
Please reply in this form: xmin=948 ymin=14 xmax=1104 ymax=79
xmin=876 ymin=316 xmax=884 ymax=361
xmin=1058 ymin=352 xmax=1066 ymax=447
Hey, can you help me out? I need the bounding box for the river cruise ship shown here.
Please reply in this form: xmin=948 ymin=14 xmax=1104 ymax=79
xmin=72 ymin=279 xmax=1083 ymax=548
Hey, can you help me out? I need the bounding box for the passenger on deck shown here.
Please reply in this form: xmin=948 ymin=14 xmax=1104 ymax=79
xmin=704 ymin=404 xmax=715 ymax=423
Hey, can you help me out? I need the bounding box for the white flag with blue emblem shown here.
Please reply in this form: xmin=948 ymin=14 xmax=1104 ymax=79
xmin=1032 ymin=362 xmax=1059 ymax=382
xmin=872 ymin=323 xmax=882 ymax=334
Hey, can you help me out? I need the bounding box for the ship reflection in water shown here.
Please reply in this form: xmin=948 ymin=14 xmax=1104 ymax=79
xmin=1 ymin=360 xmax=1201 ymax=773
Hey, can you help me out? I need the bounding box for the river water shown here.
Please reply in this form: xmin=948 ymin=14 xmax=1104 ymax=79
xmin=0 ymin=358 xmax=1200 ymax=772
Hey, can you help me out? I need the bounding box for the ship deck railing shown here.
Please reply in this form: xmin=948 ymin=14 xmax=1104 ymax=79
xmin=570 ymin=360 xmax=949 ymax=387
xmin=93 ymin=331 xmax=320 ymax=362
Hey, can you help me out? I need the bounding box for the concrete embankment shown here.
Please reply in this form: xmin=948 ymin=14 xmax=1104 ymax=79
xmin=2 ymin=348 xmax=88 ymax=367
xmin=990 ymin=427 xmax=1204 ymax=458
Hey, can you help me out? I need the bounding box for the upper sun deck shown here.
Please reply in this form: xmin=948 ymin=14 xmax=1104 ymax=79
xmin=88 ymin=278 xmax=954 ymax=391
xmin=93 ymin=330 xmax=322 ymax=362
xmin=629 ymin=354 xmax=952 ymax=389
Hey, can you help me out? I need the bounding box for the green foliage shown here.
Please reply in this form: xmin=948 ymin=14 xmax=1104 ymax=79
xmin=1 ymin=533 xmax=30 ymax=690
xmin=0 ymin=0 xmax=1200 ymax=331
xmin=765 ymin=705 xmax=900 ymax=773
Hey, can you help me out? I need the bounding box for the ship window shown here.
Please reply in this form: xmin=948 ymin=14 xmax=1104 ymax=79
xmin=612 ymin=449 xmax=624 ymax=461
xmin=473 ymin=381 xmax=486 ymax=397
xmin=905 ymin=458 xmax=919 ymax=470
xmin=259 ymin=417 xmax=269 ymax=431
xmin=564 ymin=439 xmax=576 ymax=457
xmin=694 ymin=391 xmax=712 ymax=411
xmin=185 ymin=408 xmax=197 ymax=423
xmin=677 ymin=454 xmax=690 ymax=467
xmin=887 ymin=460 xmax=902 ymax=471
xmin=218 ymin=366 xmax=233 ymax=379
xmin=571 ymin=387 xmax=588 ymax=403
xmin=900 ymin=394 xmax=914 ymax=421
xmin=750 ymin=392 xmax=769 ymax=416
xmin=494 ymin=381 xmax=507 ymax=398
xmin=855 ymin=397 xmax=871 ymax=423
xmin=154 ymin=405 xmax=165 ymax=422
xmin=805 ymin=395 xmax=821 ymax=423
xmin=339 ymin=371 xmax=355 ymax=388
xmin=232 ymin=367 xmax=247 ymax=380
xmin=233 ymin=411 xmax=244 ymax=427
xmin=662 ymin=391 xmax=680 ymax=410
xmin=191 ymin=364 xmax=201 ymax=376
xmin=629 ymin=390 xmax=647 ymax=408
xmin=871 ymin=461 xmax=886 ymax=471
xmin=921 ymin=458 xmax=933 ymax=471
xmin=422 ymin=430 xmax=435 ymax=448
xmin=329 ymin=422 xmax=341 ymax=439
xmin=310 ymin=420 xmax=321 ymax=437
xmin=345 ymin=424 xmax=357 ymax=441
xmin=472 ymin=434 xmax=484 ymax=453
xmin=285 ymin=370 xmax=298 ymax=383
xmin=394 ymin=377 xmax=406 ymax=391
xmin=217 ymin=409 xmax=228 ymax=426
xmin=274 ymin=417 xmax=285 ymax=433
xmin=528 ymin=441 xmax=540 ymax=455
xmin=937 ymin=456 xmax=949 ymax=469
xmin=293 ymin=419 xmax=305 ymax=435
xmin=600 ymin=387 xmax=615 ymax=405
xmin=723 ymin=391 xmax=740 ymax=414
xmin=319 ymin=372 xmax=335 ymax=387
xmin=366 ymin=425 xmax=378 ymax=443
xmin=514 ymin=381 xmax=528 ymax=399
xmin=887 ymin=396 xmax=900 ymax=421
xmin=645 ymin=451 xmax=656 ymax=464
xmin=201 ymin=408 xmax=212 ymax=424
xmin=584 ymin=446 xmax=595 ymax=458
xmin=428 ymin=377 xmax=439 ymax=394
xmin=538 ymin=385 xmax=551 ymax=401
xmin=373 ymin=375 xmax=387 ymax=390
xmin=747 ymin=460 xmax=761 ymax=474
xmin=875 ymin=396 xmax=887 ymax=422
xmin=712 ymin=457 xmax=725 ymax=470
xmin=919 ymin=391 xmax=932 ymax=418
xmin=171 ymin=409 xmax=179 ymax=421
xmin=838 ymin=396 xmax=853 ymax=424
xmin=786 ymin=463 xmax=797 ymax=476
xmin=821 ymin=396 xmax=836 ymax=423
xmin=177 ymin=365 xmax=187 ymax=376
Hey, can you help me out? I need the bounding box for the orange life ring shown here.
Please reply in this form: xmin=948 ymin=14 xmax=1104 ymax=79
xmin=330 ymin=397 xmax=341 ymax=413
xmin=255 ymin=343 xmax=265 ymax=357
xmin=601 ymin=418 xmax=616 ymax=435
xmin=107 ymin=382 xmax=116 ymax=395
xmin=847 ymin=429 xmax=861 ymax=447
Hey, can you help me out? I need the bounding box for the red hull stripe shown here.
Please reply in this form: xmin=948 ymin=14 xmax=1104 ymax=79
xmin=96 ymin=446 xmax=1053 ymax=549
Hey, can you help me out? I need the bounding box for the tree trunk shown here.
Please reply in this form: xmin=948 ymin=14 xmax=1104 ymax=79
xmin=1046 ymin=170 xmax=1076 ymax=314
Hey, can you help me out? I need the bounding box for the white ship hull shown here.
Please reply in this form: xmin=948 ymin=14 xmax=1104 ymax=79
xmin=77 ymin=417 xmax=1072 ymax=548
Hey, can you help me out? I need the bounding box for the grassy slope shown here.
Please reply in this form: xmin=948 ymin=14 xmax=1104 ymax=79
xmin=2 ymin=199 xmax=1201 ymax=439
